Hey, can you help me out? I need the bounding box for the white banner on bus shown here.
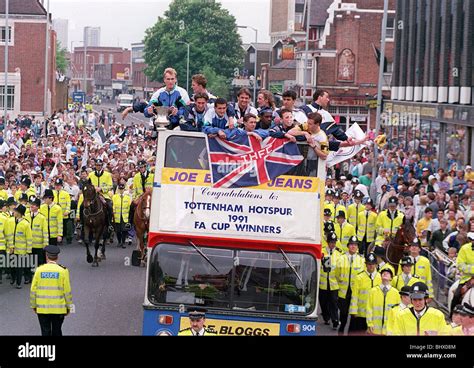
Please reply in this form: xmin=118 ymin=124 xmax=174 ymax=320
xmin=155 ymin=168 xmax=323 ymax=244
xmin=326 ymin=123 xmax=368 ymax=167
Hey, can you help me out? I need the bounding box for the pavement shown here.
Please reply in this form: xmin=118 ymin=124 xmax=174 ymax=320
xmin=0 ymin=238 xmax=146 ymax=336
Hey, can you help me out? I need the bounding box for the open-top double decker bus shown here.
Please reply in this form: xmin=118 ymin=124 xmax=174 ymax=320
xmin=142 ymin=130 xmax=326 ymax=336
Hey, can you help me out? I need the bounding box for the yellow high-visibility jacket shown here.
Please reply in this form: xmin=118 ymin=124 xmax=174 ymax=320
xmin=14 ymin=188 xmax=36 ymax=203
xmin=385 ymin=303 xmax=410 ymax=335
xmin=0 ymin=189 xmax=9 ymax=201
xmin=456 ymin=243 xmax=474 ymax=284
xmin=178 ymin=327 xmax=217 ymax=336
xmin=30 ymin=262 xmax=73 ymax=314
xmin=331 ymin=204 xmax=347 ymax=222
xmin=349 ymin=271 xmax=382 ymax=317
xmin=378 ymin=262 xmax=396 ymax=276
xmin=334 ymin=222 xmax=356 ymax=253
xmin=132 ymin=171 xmax=154 ymax=200
xmin=88 ymin=170 xmax=113 ymax=200
xmin=53 ymin=189 xmax=71 ymax=219
xmin=391 ymin=273 xmax=420 ymax=291
xmin=357 ymin=210 xmax=378 ymax=243
xmin=76 ymin=194 xmax=83 ymax=220
xmin=39 ymin=204 xmax=63 ymax=238
xmin=335 ymin=253 xmax=365 ymax=299
xmin=5 ymin=217 xmax=32 ymax=255
xmin=397 ymin=256 xmax=433 ymax=298
xmin=324 ymin=202 xmax=335 ymax=219
xmin=347 ymin=202 xmax=364 ymax=232
xmin=112 ymin=193 xmax=132 ymax=223
xmin=390 ymin=306 xmax=448 ymax=336
xmin=0 ymin=212 xmax=7 ymax=251
xmin=375 ymin=210 xmax=404 ymax=246
xmin=366 ymin=285 xmax=401 ymax=335
xmin=25 ymin=212 xmax=49 ymax=249
xmin=320 ymin=247 xmax=343 ymax=291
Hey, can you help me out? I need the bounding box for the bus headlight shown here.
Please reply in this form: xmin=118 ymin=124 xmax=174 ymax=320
xmin=156 ymin=329 xmax=172 ymax=336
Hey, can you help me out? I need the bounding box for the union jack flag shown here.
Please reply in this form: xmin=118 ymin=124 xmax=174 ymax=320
xmin=207 ymin=134 xmax=304 ymax=188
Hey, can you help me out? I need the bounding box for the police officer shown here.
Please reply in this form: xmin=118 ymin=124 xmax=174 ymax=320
xmin=26 ymin=196 xmax=48 ymax=266
xmin=349 ymin=252 xmax=381 ymax=334
xmin=347 ymin=190 xmax=364 ymax=233
xmin=5 ymin=204 xmax=32 ymax=289
xmin=366 ymin=268 xmax=400 ymax=335
xmin=112 ymin=181 xmax=132 ymax=248
xmin=375 ymin=196 xmax=404 ymax=246
xmin=332 ymin=191 xmax=347 ymax=222
xmin=0 ymin=177 xmax=8 ymax=201
xmin=335 ymin=235 xmax=365 ymax=335
xmin=40 ymin=189 xmax=63 ymax=246
xmin=324 ymin=190 xmax=336 ymax=220
xmin=386 ymin=285 xmax=412 ymax=335
xmin=30 ymin=245 xmax=73 ymax=336
xmin=15 ymin=176 xmax=36 ymax=203
xmin=132 ymin=160 xmax=154 ymax=200
xmin=334 ymin=210 xmax=356 ymax=253
xmin=0 ymin=199 xmax=7 ymax=284
xmin=6 ymin=196 xmax=16 ymax=216
xmin=320 ymin=231 xmax=342 ymax=329
xmin=53 ymin=178 xmax=72 ymax=244
xmin=178 ymin=307 xmax=217 ymax=336
xmin=357 ymin=198 xmax=377 ymax=255
xmin=390 ymin=282 xmax=447 ymax=335
xmin=391 ymin=256 xmax=419 ymax=291
xmin=398 ymin=238 xmax=433 ymax=298
xmin=88 ymin=158 xmax=114 ymax=231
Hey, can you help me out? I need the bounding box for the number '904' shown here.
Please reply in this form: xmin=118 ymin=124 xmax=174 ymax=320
xmin=302 ymin=325 xmax=316 ymax=332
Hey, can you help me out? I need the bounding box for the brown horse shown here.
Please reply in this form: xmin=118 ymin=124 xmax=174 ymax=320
xmin=82 ymin=180 xmax=108 ymax=267
xmin=368 ymin=218 xmax=416 ymax=273
xmin=133 ymin=190 xmax=152 ymax=266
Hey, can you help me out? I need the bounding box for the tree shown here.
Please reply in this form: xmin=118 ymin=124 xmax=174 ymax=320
xmin=56 ymin=40 xmax=68 ymax=74
xmin=143 ymin=0 xmax=244 ymax=87
xmin=201 ymin=65 xmax=229 ymax=99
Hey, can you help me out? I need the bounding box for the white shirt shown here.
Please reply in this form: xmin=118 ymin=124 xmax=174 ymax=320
xmin=414 ymin=307 xmax=427 ymax=319
xmin=380 ymin=284 xmax=392 ymax=292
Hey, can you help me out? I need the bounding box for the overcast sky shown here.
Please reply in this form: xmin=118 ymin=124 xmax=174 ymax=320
xmin=48 ymin=0 xmax=271 ymax=50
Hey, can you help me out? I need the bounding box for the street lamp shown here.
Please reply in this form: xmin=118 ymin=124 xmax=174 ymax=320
xmin=238 ymin=25 xmax=258 ymax=106
xmin=176 ymin=41 xmax=190 ymax=92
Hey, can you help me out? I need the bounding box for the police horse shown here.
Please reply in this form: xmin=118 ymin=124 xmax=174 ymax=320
xmin=82 ymin=181 xmax=110 ymax=267
xmin=133 ymin=190 xmax=152 ymax=267
xmin=368 ymin=218 xmax=417 ymax=273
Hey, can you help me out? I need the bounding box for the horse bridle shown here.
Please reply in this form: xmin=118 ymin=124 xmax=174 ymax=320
xmin=136 ymin=194 xmax=151 ymax=221
xmin=83 ymin=185 xmax=104 ymax=217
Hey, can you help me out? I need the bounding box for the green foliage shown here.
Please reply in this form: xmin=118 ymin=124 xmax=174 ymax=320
xmin=143 ymin=0 xmax=244 ymax=87
xmin=201 ymin=65 xmax=229 ymax=99
xmin=56 ymin=40 xmax=68 ymax=74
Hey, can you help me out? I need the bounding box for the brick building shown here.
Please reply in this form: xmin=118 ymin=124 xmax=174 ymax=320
xmin=387 ymin=0 xmax=474 ymax=168
xmin=71 ymin=46 xmax=130 ymax=96
xmin=130 ymin=42 xmax=161 ymax=99
xmin=0 ymin=0 xmax=57 ymax=118
xmin=301 ymin=0 xmax=396 ymax=131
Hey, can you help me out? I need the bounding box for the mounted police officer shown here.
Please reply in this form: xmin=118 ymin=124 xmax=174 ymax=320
xmin=30 ymin=245 xmax=73 ymax=336
xmin=375 ymin=196 xmax=404 ymax=247
xmin=178 ymin=307 xmax=217 ymax=336
xmin=88 ymin=158 xmax=114 ymax=232
xmin=53 ymin=178 xmax=72 ymax=245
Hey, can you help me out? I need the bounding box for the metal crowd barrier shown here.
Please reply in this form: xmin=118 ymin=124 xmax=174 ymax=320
xmin=425 ymin=249 xmax=456 ymax=314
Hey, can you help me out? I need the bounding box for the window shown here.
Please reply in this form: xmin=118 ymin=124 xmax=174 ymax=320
xmin=165 ymin=136 xmax=208 ymax=170
xmin=108 ymin=54 xmax=114 ymax=64
xmin=99 ymin=54 xmax=104 ymax=64
xmin=294 ymin=12 xmax=304 ymax=24
xmin=0 ymin=85 xmax=15 ymax=110
xmin=386 ymin=16 xmax=395 ymax=39
xmin=249 ymin=51 xmax=256 ymax=64
xmin=349 ymin=106 xmax=359 ymax=114
xmin=148 ymin=243 xmax=317 ymax=315
xmin=0 ymin=26 xmax=12 ymax=43
xmin=276 ymin=47 xmax=282 ymax=60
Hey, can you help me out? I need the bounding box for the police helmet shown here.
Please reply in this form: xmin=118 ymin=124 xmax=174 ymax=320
xmin=353 ymin=190 xmax=364 ymax=199
xmin=380 ymin=268 xmax=394 ymax=278
xmin=388 ymin=196 xmax=398 ymax=205
xmin=95 ymin=159 xmax=103 ymax=165
xmin=365 ymin=253 xmax=377 ymax=264
xmin=336 ymin=210 xmax=346 ymax=219
xmin=326 ymin=189 xmax=334 ymax=197
xmin=373 ymin=246 xmax=386 ymax=257
xmin=399 ymin=286 xmax=411 ymax=297
xmin=348 ymin=235 xmax=358 ymax=245
xmin=327 ymin=231 xmax=338 ymax=243
xmin=324 ymin=222 xmax=335 ymax=234
xmin=323 ymin=208 xmax=331 ymax=217
xmin=19 ymin=193 xmax=28 ymax=202
xmin=410 ymin=238 xmax=421 ymax=248
xmin=365 ymin=198 xmax=374 ymax=207
xmin=55 ymin=178 xmax=64 ymax=186
xmin=400 ymin=256 xmax=413 ymax=266
xmin=410 ymin=282 xmax=429 ymax=299
xmin=138 ymin=160 xmax=147 ymax=168
xmin=20 ymin=176 xmax=31 ymax=187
